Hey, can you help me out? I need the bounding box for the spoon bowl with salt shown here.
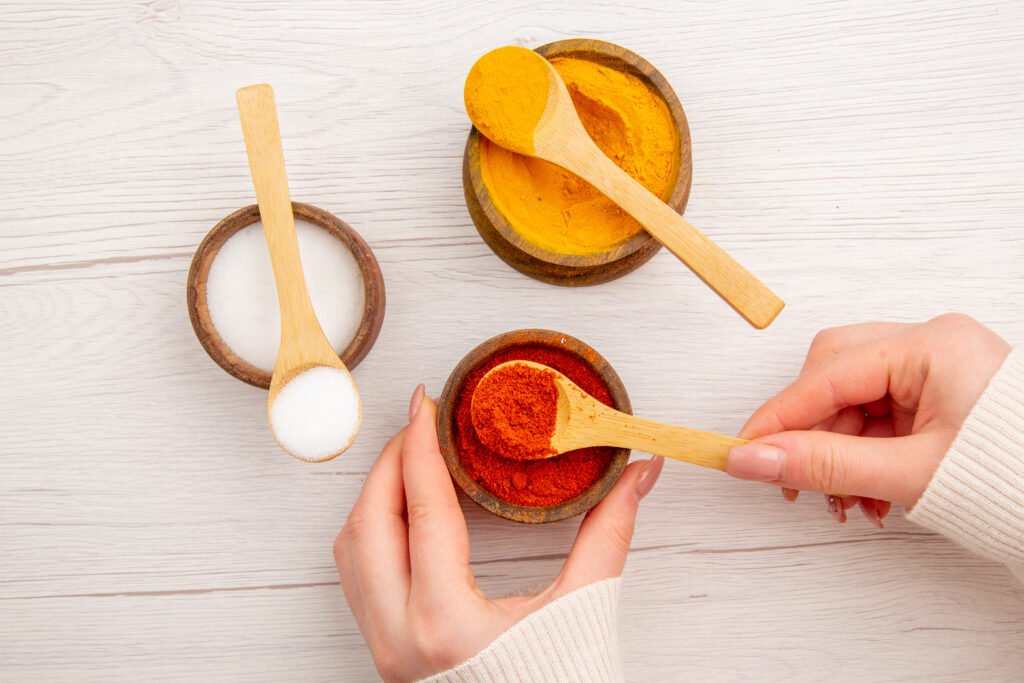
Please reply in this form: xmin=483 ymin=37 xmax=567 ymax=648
xmin=471 ymin=360 xmax=745 ymax=470
xmin=236 ymin=84 xmax=362 ymax=461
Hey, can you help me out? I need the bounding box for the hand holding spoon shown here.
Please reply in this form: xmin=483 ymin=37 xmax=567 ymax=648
xmin=236 ymin=84 xmax=361 ymax=462
xmin=464 ymin=47 xmax=784 ymax=329
xmin=471 ymin=360 xmax=746 ymax=469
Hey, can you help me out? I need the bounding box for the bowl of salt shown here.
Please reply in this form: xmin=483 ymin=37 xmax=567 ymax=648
xmin=187 ymin=202 xmax=386 ymax=389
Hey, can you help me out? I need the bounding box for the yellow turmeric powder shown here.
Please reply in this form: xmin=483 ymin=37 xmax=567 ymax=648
xmin=465 ymin=46 xmax=550 ymax=155
xmin=479 ymin=56 xmax=679 ymax=256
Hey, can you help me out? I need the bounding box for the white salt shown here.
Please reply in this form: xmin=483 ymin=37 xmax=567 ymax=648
xmin=270 ymin=366 xmax=361 ymax=460
xmin=206 ymin=220 xmax=365 ymax=373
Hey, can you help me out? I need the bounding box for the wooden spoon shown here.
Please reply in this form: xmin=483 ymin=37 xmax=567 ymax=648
xmin=472 ymin=360 xmax=746 ymax=470
xmin=464 ymin=47 xmax=784 ymax=329
xmin=236 ymin=83 xmax=361 ymax=461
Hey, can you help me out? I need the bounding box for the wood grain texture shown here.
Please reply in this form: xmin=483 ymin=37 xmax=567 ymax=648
xmin=1 ymin=0 xmax=1023 ymax=680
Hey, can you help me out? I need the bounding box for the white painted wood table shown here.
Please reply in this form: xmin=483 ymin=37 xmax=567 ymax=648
xmin=2 ymin=1 xmax=1023 ymax=680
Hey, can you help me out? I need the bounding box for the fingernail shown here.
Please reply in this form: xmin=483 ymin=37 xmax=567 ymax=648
xmin=827 ymin=495 xmax=846 ymax=523
xmin=635 ymin=456 xmax=665 ymax=500
xmin=876 ymin=499 xmax=892 ymax=522
xmin=782 ymin=487 xmax=800 ymax=502
xmin=409 ymin=384 xmax=425 ymax=421
xmin=859 ymin=498 xmax=885 ymax=529
xmin=726 ymin=443 xmax=786 ymax=482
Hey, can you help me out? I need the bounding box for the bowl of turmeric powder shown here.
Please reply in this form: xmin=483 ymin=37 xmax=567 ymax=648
xmin=437 ymin=329 xmax=632 ymax=523
xmin=463 ymin=39 xmax=692 ymax=286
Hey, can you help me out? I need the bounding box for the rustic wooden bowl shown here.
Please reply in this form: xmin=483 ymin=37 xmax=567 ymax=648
xmin=437 ymin=329 xmax=632 ymax=523
xmin=463 ymin=38 xmax=693 ymax=286
xmin=187 ymin=202 xmax=386 ymax=389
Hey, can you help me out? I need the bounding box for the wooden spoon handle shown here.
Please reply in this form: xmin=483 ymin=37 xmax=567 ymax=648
xmin=236 ymin=84 xmax=317 ymax=333
xmin=560 ymin=138 xmax=784 ymax=329
xmin=594 ymin=407 xmax=746 ymax=471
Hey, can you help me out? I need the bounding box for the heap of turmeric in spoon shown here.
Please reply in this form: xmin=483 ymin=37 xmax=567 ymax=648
xmin=464 ymin=46 xmax=785 ymax=329
xmin=471 ymin=361 xmax=745 ymax=469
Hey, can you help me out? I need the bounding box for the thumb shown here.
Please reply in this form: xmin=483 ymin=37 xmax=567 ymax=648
xmin=726 ymin=431 xmax=938 ymax=507
xmin=552 ymin=456 xmax=664 ymax=596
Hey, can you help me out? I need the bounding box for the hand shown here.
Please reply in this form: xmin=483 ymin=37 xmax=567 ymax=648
xmin=726 ymin=314 xmax=1010 ymax=524
xmin=334 ymin=385 xmax=664 ymax=682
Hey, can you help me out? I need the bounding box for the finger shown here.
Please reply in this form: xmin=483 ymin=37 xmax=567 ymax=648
xmin=826 ymin=494 xmax=856 ymax=523
xmin=733 ymin=430 xmax=941 ymax=506
xmin=892 ymin=404 xmax=917 ymax=437
xmin=830 ymin=406 xmax=866 ymax=437
xmin=801 ymin=322 xmax=912 ymax=372
xmin=350 ymin=429 xmax=407 ymax=518
xmin=783 ymin=406 xmax=865 ymax=503
xmin=336 ymin=429 xmax=410 ymax=629
xmin=553 ymin=457 xmax=662 ymax=594
xmin=401 ymin=392 xmax=471 ymax=599
xmin=741 ymin=335 xmax=913 ymax=439
xmin=830 ymin=496 xmax=847 ymax=523
xmin=821 ymin=406 xmax=866 ymax=523
xmin=830 ymin=494 xmax=859 ymax=520
xmin=861 ymin=417 xmax=894 ymax=438
xmin=808 ymin=406 xmax=860 ymax=435
xmin=809 ymin=414 xmax=838 ymax=433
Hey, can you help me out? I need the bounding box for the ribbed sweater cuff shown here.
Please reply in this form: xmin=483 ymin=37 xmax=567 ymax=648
xmin=907 ymin=348 xmax=1024 ymax=569
xmin=421 ymin=578 xmax=622 ymax=683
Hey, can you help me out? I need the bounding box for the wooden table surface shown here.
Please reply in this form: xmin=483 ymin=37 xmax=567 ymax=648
xmin=2 ymin=1 xmax=1023 ymax=680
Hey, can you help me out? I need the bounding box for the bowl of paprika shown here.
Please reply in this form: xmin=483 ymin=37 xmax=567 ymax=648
xmin=463 ymin=38 xmax=693 ymax=286
xmin=437 ymin=329 xmax=632 ymax=523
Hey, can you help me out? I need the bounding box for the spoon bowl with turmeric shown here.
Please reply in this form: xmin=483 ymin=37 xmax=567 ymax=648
xmin=471 ymin=360 xmax=746 ymax=470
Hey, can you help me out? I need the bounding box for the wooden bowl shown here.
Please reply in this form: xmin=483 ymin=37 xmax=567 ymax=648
xmin=437 ymin=329 xmax=632 ymax=523
xmin=187 ymin=202 xmax=386 ymax=389
xmin=463 ymin=39 xmax=693 ymax=286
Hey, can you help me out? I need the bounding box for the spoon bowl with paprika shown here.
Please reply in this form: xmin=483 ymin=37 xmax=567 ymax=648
xmin=465 ymin=46 xmax=785 ymax=329
xmin=471 ymin=360 xmax=746 ymax=470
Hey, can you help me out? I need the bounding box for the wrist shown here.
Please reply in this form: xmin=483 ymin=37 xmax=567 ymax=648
xmin=907 ymin=348 xmax=1024 ymax=567
xmin=420 ymin=578 xmax=623 ymax=683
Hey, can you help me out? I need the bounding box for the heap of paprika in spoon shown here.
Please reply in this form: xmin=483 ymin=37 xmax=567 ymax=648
xmin=453 ymin=345 xmax=617 ymax=508
xmin=471 ymin=360 xmax=745 ymax=468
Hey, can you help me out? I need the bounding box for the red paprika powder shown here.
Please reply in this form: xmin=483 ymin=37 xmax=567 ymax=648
xmin=453 ymin=344 xmax=616 ymax=508
xmin=471 ymin=363 xmax=559 ymax=460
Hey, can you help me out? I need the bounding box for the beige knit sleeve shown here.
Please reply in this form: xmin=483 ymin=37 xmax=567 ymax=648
xmin=907 ymin=348 xmax=1024 ymax=577
xmin=419 ymin=578 xmax=623 ymax=683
